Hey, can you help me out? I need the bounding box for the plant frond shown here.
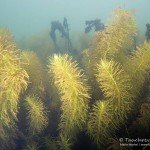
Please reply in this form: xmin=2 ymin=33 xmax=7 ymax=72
xmin=138 ymin=99 xmax=150 ymax=132
xmin=25 ymin=142 xmax=38 ymax=150
xmin=0 ymin=30 xmax=28 ymax=146
xmin=57 ymin=134 xmax=72 ymax=150
xmin=21 ymin=51 xmax=46 ymax=98
xmin=44 ymin=136 xmax=58 ymax=150
xmin=125 ymin=41 xmax=150 ymax=94
xmin=96 ymin=59 xmax=133 ymax=110
xmin=25 ymin=95 xmax=48 ymax=136
xmin=88 ymin=100 xmax=117 ymax=145
xmin=48 ymin=54 xmax=90 ymax=139
xmin=85 ymin=9 xmax=137 ymax=71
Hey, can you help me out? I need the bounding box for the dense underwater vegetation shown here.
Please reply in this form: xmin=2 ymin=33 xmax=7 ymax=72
xmin=0 ymin=9 xmax=150 ymax=150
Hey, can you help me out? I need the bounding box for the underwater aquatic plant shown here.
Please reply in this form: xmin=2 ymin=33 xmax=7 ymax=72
xmin=138 ymin=99 xmax=150 ymax=132
xmin=83 ymin=9 xmax=137 ymax=75
xmin=46 ymin=9 xmax=149 ymax=149
xmin=44 ymin=136 xmax=58 ymax=150
xmin=96 ymin=59 xmax=133 ymax=110
xmin=21 ymin=51 xmax=46 ymax=99
xmin=25 ymin=95 xmax=48 ymax=136
xmin=57 ymin=134 xmax=72 ymax=150
xmin=0 ymin=8 xmax=149 ymax=149
xmin=0 ymin=29 xmax=28 ymax=146
xmin=81 ymin=48 xmax=103 ymax=101
xmin=81 ymin=9 xmax=137 ymax=103
xmin=25 ymin=142 xmax=38 ymax=150
xmin=125 ymin=42 xmax=150 ymax=94
xmin=48 ymin=54 xmax=90 ymax=140
xmin=87 ymin=59 xmax=134 ymax=145
xmin=99 ymin=9 xmax=136 ymax=58
xmin=88 ymin=100 xmax=117 ymax=146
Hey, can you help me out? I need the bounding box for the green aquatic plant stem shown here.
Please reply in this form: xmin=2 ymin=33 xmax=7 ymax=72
xmin=48 ymin=54 xmax=90 ymax=141
xmin=88 ymin=59 xmax=134 ymax=146
xmin=96 ymin=59 xmax=133 ymax=111
xmin=125 ymin=42 xmax=150 ymax=94
xmin=57 ymin=134 xmax=72 ymax=150
xmin=25 ymin=95 xmax=48 ymax=136
xmin=88 ymin=100 xmax=117 ymax=146
xmin=21 ymin=51 xmax=46 ymax=99
xmin=0 ymin=30 xmax=28 ymax=146
xmin=83 ymin=9 xmax=137 ymax=72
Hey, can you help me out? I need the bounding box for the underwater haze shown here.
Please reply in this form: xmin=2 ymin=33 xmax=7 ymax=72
xmin=0 ymin=0 xmax=150 ymax=39
xmin=0 ymin=0 xmax=150 ymax=150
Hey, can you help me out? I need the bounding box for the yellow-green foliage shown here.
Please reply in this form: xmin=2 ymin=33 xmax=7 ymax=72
xmin=138 ymin=99 xmax=150 ymax=132
xmin=0 ymin=29 xmax=28 ymax=143
xmin=57 ymin=134 xmax=72 ymax=150
xmin=83 ymin=9 xmax=137 ymax=73
xmin=97 ymin=9 xmax=136 ymax=58
xmin=125 ymin=42 xmax=150 ymax=93
xmin=25 ymin=142 xmax=38 ymax=150
xmin=96 ymin=59 xmax=133 ymax=109
xmin=0 ymin=8 xmax=149 ymax=149
xmin=25 ymin=95 xmax=48 ymax=136
xmin=85 ymin=10 xmax=142 ymax=146
xmin=48 ymin=54 xmax=90 ymax=139
xmin=81 ymin=49 xmax=103 ymax=101
xmin=88 ymin=59 xmax=134 ymax=145
xmin=81 ymin=9 xmax=137 ymax=102
xmin=44 ymin=137 xmax=58 ymax=150
xmin=21 ymin=51 xmax=46 ymax=98
xmin=88 ymin=101 xmax=117 ymax=145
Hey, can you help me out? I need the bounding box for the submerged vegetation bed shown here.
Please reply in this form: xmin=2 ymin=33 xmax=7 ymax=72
xmin=0 ymin=9 xmax=150 ymax=150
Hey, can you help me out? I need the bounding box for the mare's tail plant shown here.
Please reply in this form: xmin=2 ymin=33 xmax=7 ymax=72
xmin=24 ymin=95 xmax=48 ymax=136
xmin=81 ymin=9 xmax=137 ymax=101
xmin=88 ymin=59 xmax=133 ymax=146
xmin=21 ymin=51 xmax=46 ymax=99
xmin=124 ymin=42 xmax=150 ymax=94
xmin=88 ymin=100 xmax=117 ymax=145
xmin=48 ymin=54 xmax=90 ymax=144
xmin=83 ymin=9 xmax=137 ymax=72
xmin=57 ymin=134 xmax=72 ymax=150
xmin=87 ymin=9 xmax=150 ymax=148
xmin=96 ymin=59 xmax=133 ymax=115
xmin=0 ymin=29 xmax=28 ymax=147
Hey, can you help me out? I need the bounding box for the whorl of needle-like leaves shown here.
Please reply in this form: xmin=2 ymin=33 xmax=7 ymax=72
xmin=97 ymin=9 xmax=136 ymax=58
xmin=138 ymin=99 xmax=150 ymax=132
xmin=82 ymin=49 xmax=103 ymax=101
xmin=96 ymin=59 xmax=133 ymax=110
xmin=125 ymin=41 xmax=150 ymax=94
xmin=44 ymin=136 xmax=58 ymax=150
xmin=0 ymin=29 xmax=28 ymax=145
xmin=48 ymin=54 xmax=90 ymax=140
xmin=25 ymin=142 xmax=38 ymax=150
xmin=25 ymin=95 xmax=48 ymax=136
xmin=21 ymin=51 xmax=46 ymax=98
xmin=88 ymin=100 xmax=118 ymax=146
xmin=87 ymin=59 xmax=134 ymax=145
xmin=84 ymin=9 xmax=137 ymax=72
xmin=57 ymin=134 xmax=72 ymax=150
xmin=81 ymin=9 xmax=137 ymax=102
